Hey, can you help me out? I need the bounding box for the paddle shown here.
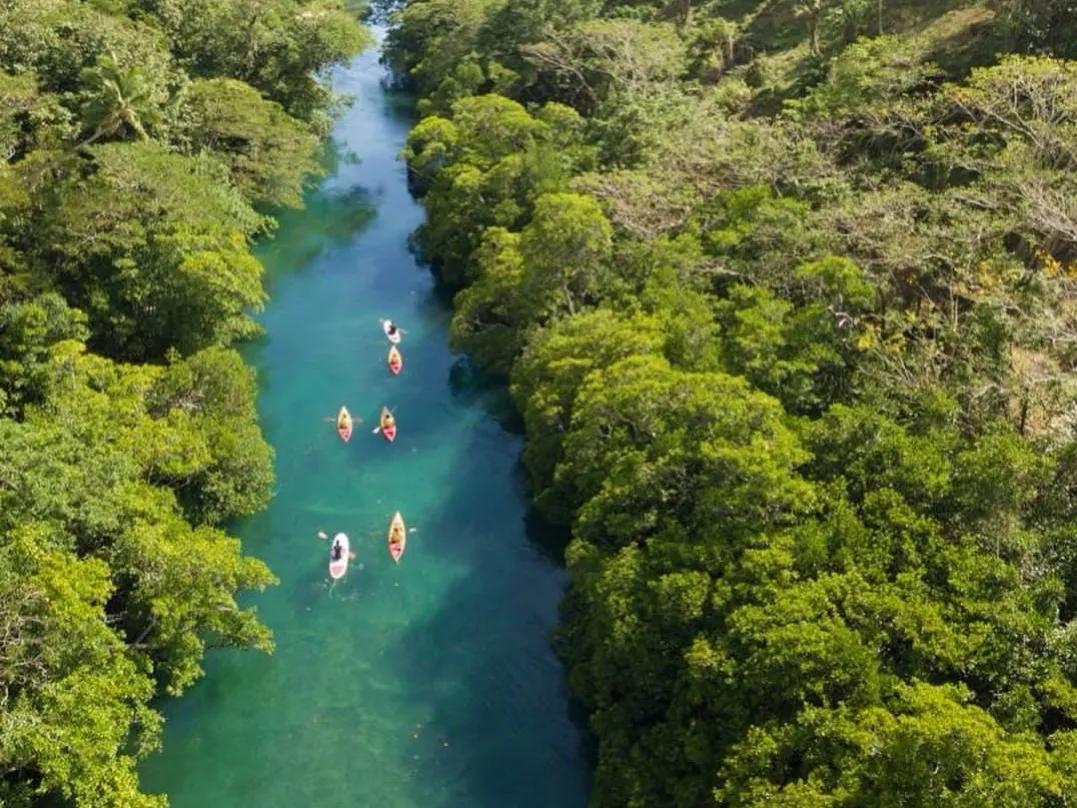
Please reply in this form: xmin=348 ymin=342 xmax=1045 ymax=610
xmin=361 ymin=527 xmax=417 ymax=538
xmin=371 ymin=405 xmax=397 ymax=434
xmin=322 ymin=414 xmax=363 ymax=424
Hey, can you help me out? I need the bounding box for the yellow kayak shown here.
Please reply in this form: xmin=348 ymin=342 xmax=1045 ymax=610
xmin=380 ymin=406 xmax=397 ymax=442
xmin=388 ymin=511 xmax=406 ymax=563
xmin=337 ymin=406 xmax=353 ymax=443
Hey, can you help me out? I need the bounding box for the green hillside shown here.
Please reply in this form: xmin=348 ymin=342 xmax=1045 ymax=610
xmin=389 ymin=0 xmax=1077 ymax=804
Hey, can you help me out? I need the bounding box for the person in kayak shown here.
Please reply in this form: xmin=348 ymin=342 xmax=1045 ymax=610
xmin=386 ymin=321 xmax=399 ymax=338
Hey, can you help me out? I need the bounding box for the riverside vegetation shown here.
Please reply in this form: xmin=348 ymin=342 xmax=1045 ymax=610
xmin=0 ymin=1 xmax=367 ymax=804
xmin=388 ymin=0 xmax=1077 ymax=804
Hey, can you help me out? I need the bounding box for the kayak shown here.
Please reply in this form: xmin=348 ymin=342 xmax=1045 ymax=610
xmin=379 ymin=406 xmax=397 ymax=442
xmin=336 ymin=406 xmax=353 ymax=443
xmin=381 ymin=319 xmax=402 ymax=345
xmin=387 ymin=345 xmax=403 ymax=375
xmin=329 ymin=533 xmax=350 ymax=579
xmin=388 ymin=512 xmax=406 ymax=563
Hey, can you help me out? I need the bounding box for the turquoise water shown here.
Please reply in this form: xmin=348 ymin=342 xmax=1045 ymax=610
xmin=139 ymin=33 xmax=592 ymax=807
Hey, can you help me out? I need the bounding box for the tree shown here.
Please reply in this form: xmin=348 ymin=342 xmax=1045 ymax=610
xmin=450 ymin=227 xmax=527 ymax=373
xmin=149 ymin=347 xmax=274 ymax=524
xmin=403 ymin=96 xmax=592 ymax=284
xmin=185 ymin=78 xmax=321 ymax=207
xmin=510 ymin=308 xmax=664 ymax=519
xmin=521 ymin=19 xmax=687 ymax=114
xmin=717 ymin=684 xmax=1065 ymax=805
xmin=797 ymin=0 xmax=827 ymax=56
xmin=518 ymin=192 xmax=614 ymax=319
xmin=0 ymin=294 xmax=88 ymax=415
xmin=687 ymin=17 xmax=739 ymax=82
xmin=78 ymin=52 xmax=165 ymax=145
xmin=36 ymin=142 xmax=267 ymax=359
xmin=135 ymin=0 xmax=370 ymax=122
xmin=379 ymin=2 xmax=1077 ymax=805
xmin=0 ymin=529 xmax=166 ymax=808
xmin=0 ymin=0 xmax=354 ymax=803
xmin=0 ymin=341 xmax=277 ymax=692
xmin=558 ymin=354 xmax=811 ymax=547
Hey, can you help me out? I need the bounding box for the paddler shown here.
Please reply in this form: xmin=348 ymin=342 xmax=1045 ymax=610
xmin=318 ymin=531 xmax=355 ymax=563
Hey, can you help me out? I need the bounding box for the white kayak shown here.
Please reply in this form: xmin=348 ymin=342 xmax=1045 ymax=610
xmin=329 ymin=533 xmax=350 ymax=579
xmin=381 ymin=319 xmax=402 ymax=344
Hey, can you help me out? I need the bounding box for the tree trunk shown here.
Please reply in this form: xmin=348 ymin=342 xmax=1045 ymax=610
xmin=679 ymin=0 xmax=692 ymax=28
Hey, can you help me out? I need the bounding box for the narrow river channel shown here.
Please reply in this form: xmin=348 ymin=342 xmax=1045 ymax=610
xmin=139 ymin=29 xmax=592 ymax=807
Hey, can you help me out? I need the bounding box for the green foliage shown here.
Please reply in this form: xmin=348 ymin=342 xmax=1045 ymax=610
xmin=0 ymin=340 xmax=276 ymax=801
xmin=385 ymin=0 xmax=495 ymax=101
xmin=0 ymin=0 xmax=361 ymax=802
xmin=149 ymin=347 xmax=275 ymax=524
xmin=185 ymin=78 xmax=322 ymax=207
xmin=395 ymin=0 xmax=1077 ymax=802
xmin=79 ymin=51 xmax=167 ymax=144
xmin=717 ymin=683 xmax=1065 ymax=805
xmin=0 ymin=530 xmax=165 ymax=808
xmin=511 ymin=308 xmax=664 ymax=519
xmin=449 ymin=191 xmax=614 ymax=373
xmin=387 ymin=0 xmax=601 ymax=101
xmin=450 ymin=227 xmax=528 ymax=372
xmin=560 ymin=354 xmax=811 ymax=548
xmin=0 ymin=0 xmax=178 ymax=95
xmin=0 ymin=293 xmax=89 ymax=414
xmin=0 ymin=70 xmax=73 ymax=161
xmin=786 ymin=35 xmax=934 ymax=122
xmin=518 ymin=192 xmax=614 ymax=317
xmin=132 ymin=0 xmax=370 ymax=122
xmin=36 ymin=142 xmax=267 ymax=359
xmin=686 ymin=16 xmax=739 ymax=82
xmin=714 ymin=256 xmax=876 ymax=413
xmin=404 ymin=95 xmax=594 ymax=283
xmin=999 ymin=0 xmax=1077 ymax=58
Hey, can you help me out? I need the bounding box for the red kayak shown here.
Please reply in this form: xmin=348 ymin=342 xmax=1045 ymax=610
xmin=336 ymin=406 xmax=353 ymax=443
xmin=379 ymin=406 xmax=397 ymax=442
xmin=388 ymin=345 xmax=403 ymax=376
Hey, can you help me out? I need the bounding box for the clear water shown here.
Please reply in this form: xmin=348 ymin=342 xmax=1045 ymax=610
xmin=139 ymin=32 xmax=592 ymax=807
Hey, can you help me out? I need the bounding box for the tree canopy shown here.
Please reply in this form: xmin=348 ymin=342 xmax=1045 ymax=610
xmin=390 ymin=0 xmax=1077 ymax=803
xmin=0 ymin=0 xmax=367 ymax=803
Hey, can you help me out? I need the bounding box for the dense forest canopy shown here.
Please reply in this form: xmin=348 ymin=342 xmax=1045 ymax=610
xmin=0 ymin=1 xmax=367 ymax=805
xmin=388 ymin=0 xmax=1077 ymax=804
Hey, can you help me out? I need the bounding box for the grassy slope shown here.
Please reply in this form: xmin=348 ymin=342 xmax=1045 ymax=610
xmin=708 ymin=0 xmax=1002 ymax=114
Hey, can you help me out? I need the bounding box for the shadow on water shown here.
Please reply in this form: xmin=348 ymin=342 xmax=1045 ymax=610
xmin=260 ymin=185 xmax=378 ymax=275
xmin=381 ymin=79 xmax=419 ymax=125
xmin=376 ymin=388 xmax=593 ymax=806
xmin=447 ymin=357 xmax=521 ymax=433
xmin=522 ymin=501 xmax=573 ymax=569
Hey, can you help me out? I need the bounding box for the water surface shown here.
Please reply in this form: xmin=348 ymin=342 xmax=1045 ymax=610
xmin=140 ymin=33 xmax=592 ymax=807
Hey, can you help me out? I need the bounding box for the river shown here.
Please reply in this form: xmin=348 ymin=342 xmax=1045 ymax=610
xmin=139 ymin=29 xmax=592 ymax=807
